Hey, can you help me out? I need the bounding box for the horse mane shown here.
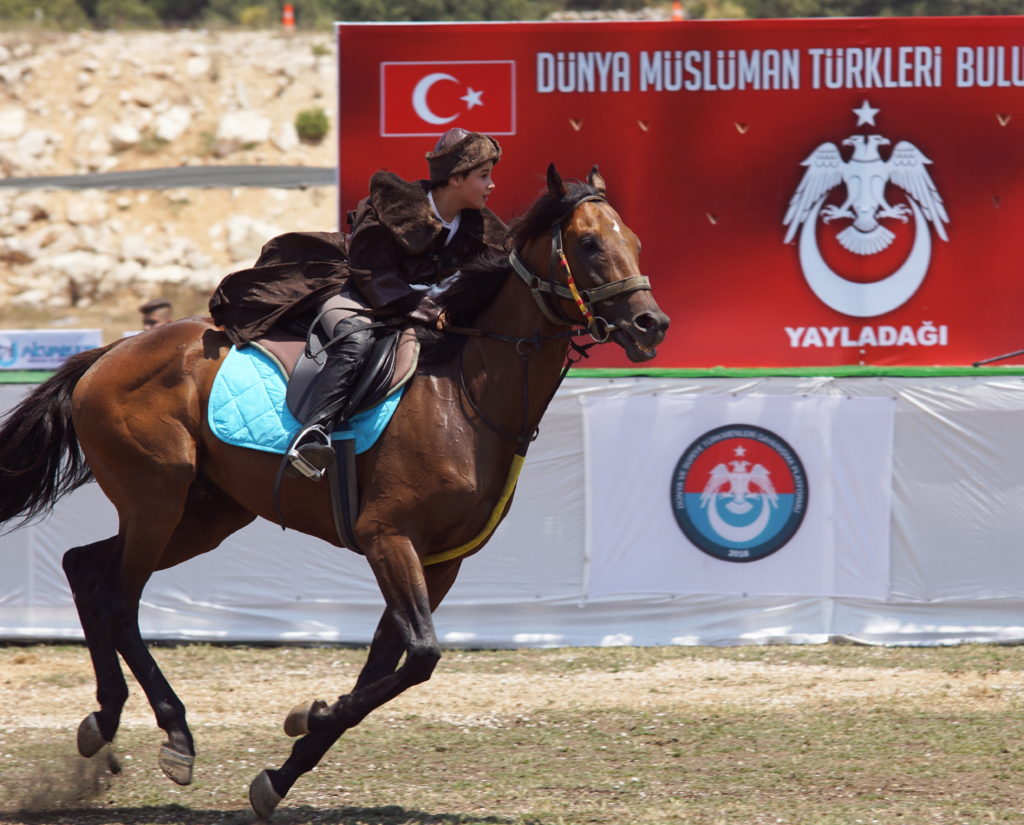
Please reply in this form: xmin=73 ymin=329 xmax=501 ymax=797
xmin=418 ymin=178 xmax=602 ymax=363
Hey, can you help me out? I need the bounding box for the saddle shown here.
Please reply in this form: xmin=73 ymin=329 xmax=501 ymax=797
xmin=255 ymin=323 xmax=419 ymax=418
xmin=255 ymin=322 xmax=420 ymax=552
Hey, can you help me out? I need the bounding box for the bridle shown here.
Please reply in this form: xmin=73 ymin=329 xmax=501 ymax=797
xmin=507 ymin=193 xmax=651 ymax=343
xmin=452 ymin=191 xmax=653 ymax=452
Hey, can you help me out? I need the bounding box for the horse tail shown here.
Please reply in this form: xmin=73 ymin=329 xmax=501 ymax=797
xmin=0 ymin=341 xmax=120 ymax=529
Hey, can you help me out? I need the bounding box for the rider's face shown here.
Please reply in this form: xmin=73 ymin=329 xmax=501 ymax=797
xmin=450 ymin=162 xmax=495 ymax=211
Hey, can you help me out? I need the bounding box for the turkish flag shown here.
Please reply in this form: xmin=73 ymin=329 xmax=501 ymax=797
xmin=380 ymin=60 xmax=516 ymax=136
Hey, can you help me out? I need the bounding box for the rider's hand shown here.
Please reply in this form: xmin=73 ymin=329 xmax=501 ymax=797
xmin=407 ymin=295 xmax=441 ymax=325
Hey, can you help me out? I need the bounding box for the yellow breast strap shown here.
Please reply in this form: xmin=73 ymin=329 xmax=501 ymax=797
xmin=421 ymin=454 xmax=526 ymax=567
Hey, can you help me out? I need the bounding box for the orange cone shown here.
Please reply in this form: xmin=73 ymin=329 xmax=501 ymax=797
xmin=282 ymin=3 xmax=295 ymax=30
xmin=671 ymin=0 xmax=684 ymax=20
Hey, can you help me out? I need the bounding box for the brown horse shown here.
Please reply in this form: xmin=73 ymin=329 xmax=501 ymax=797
xmin=0 ymin=164 xmax=668 ymax=818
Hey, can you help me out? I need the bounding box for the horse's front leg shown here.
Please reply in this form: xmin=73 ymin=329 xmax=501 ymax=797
xmin=249 ymin=551 xmax=462 ymax=818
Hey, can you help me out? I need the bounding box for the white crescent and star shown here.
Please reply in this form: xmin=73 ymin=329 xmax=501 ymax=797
xmin=411 ymin=73 xmax=485 ymax=124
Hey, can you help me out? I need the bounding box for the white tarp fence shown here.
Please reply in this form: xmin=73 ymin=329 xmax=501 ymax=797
xmin=2 ymin=374 xmax=1024 ymax=647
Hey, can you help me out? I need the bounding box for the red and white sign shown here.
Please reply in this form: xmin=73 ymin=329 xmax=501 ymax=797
xmin=338 ymin=19 xmax=1024 ymax=368
xmin=380 ymin=60 xmax=516 ymax=136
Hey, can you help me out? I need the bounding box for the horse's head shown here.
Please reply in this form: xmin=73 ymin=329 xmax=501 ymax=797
xmin=512 ymin=164 xmax=670 ymax=362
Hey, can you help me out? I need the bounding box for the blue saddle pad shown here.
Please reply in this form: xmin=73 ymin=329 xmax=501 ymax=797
xmin=209 ymin=345 xmax=404 ymax=456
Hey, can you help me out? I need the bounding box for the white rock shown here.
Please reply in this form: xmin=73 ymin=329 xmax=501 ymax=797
xmin=35 ymin=250 xmax=118 ymax=291
xmin=154 ymin=105 xmax=191 ymax=143
xmin=137 ymin=263 xmax=195 ymax=285
xmin=13 ymin=196 xmax=49 ymax=222
xmin=0 ymin=105 xmax=27 ymax=140
xmin=65 ymin=193 xmax=109 ymax=226
xmin=108 ymin=121 xmax=140 ymax=150
xmin=75 ymin=129 xmax=112 ymax=160
xmin=109 ymin=259 xmax=144 ymax=287
xmin=75 ymin=115 xmax=102 ymax=135
xmin=0 ymin=237 xmax=34 ymax=264
xmin=0 ymin=64 xmax=27 ymax=86
xmin=215 ymin=109 xmax=271 ymax=155
xmin=222 ymin=214 xmax=281 ymax=262
xmin=185 ymin=55 xmax=211 ymax=79
xmin=17 ymin=128 xmax=61 ymax=158
xmin=9 ymin=209 xmax=33 ymax=230
xmin=10 ymin=287 xmax=54 ymax=307
xmin=271 ymin=122 xmax=298 ymax=153
xmin=127 ymin=81 xmax=164 ymax=108
xmin=120 ymin=233 xmax=152 ymax=264
xmin=77 ymin=86 xmax=102 ymax=107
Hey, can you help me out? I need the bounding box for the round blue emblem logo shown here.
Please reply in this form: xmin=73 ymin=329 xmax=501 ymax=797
xmin=670 ymin=424 xmax=808 ymax=562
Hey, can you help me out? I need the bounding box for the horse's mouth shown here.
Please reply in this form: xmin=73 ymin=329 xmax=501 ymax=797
xmin=614 ymin=328 xmax=660 ymax=362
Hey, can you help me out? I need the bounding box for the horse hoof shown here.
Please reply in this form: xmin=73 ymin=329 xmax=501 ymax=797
xmin=76 ymin=713 xmax=108 ymax=758
xmin=283 ymin=701 xmax=314 ymax=737
xmin=284 ymin=696 xmax=329 ymax=737
xmin=158 ymin=745 xmax=194 ymax=786
xmin=249 ymin=770 xmax=282 ymax=820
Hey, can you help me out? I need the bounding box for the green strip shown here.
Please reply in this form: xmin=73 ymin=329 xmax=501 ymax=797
xmin=567 ymin=365 xmax=1024 ymax=379
xmin=0 ymin=371 xmax=56 ymax=383
xmin=7 ymin=366 xmax=1024 ymax=384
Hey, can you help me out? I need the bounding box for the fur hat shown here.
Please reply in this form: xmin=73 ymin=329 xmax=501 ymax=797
xmin=425 ymin=129 xmax=502 ymax=184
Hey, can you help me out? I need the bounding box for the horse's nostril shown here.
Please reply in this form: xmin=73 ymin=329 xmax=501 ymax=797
xmin=633 ymin=312 xmax=657 ymax=333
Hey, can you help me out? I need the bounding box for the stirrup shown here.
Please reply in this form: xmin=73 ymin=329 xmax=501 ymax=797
xmin=286 ymin=424 xmax=333 ymax=481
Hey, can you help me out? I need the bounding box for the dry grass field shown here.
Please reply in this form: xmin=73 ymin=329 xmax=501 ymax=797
xmin=1 ymin=643 xmax=1023 ymax=824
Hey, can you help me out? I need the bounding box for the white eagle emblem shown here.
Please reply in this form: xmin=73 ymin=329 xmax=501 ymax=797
xmin=781 ymin=101 xmax=950 ymax=318
xmin=700 ymin=460 xmax=778 ymax=514
xmin=699 ymin=459 xmax=779 ymax=543
xmin=783 ymin=134 xmax=949 ymax=255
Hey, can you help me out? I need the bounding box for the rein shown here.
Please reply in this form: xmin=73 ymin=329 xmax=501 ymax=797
xmin=451 ymin=327 xmax=595 ymax=452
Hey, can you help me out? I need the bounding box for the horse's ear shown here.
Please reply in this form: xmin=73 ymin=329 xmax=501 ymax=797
xmin=547 ymin=163 xmax=567 ymax=199
xmin=588 ymin=165 xmax=606 ymax=195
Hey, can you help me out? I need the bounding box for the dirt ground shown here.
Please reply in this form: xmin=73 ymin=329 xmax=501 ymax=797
xmin=2 ymin=644 xmax=1024 ymax=825
xmin=2 ymin=644 xmax=1022 ymax=730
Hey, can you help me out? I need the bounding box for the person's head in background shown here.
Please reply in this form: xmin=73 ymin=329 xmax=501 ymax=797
xmin=139 ymin=298 xmax=173 ymax=329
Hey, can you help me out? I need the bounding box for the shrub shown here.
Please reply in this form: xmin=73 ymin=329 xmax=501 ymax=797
xmin=295 ymin=108 xmax=329 ymax=143
xmin=238 ymin=5 xmax=270 ymax=26
xmin=0 ymin=0 xmax=88 ymax=28
xmin=94 ymin=0 xmax=161 ymax=27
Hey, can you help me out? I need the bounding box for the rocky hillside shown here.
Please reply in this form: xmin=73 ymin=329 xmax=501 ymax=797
xmin=0 ymin=29 xmax=339 ymax=340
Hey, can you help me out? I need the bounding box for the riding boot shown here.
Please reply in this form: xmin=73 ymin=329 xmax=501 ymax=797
xmin=287 ymin=317 xmax=374 ymax=478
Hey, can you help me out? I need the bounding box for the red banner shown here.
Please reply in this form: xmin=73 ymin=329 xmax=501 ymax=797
xmin=337 ymin=18 xmax=1024 ymax=368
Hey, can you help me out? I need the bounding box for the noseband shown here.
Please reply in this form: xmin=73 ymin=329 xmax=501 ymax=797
xmin=508 ymin=193 xmax=651 ymax=342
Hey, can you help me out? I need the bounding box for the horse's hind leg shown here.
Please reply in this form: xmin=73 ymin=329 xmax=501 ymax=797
xmin=250 ymin=554 xmax=463 ymax=818
xmin=67 ymin=466 xmax=254 ymax=785
xmin=65 ymin=526 xmax=196 ymax=784
xmin=63 ymin=537 xmax=129 ymax=763
xmin=105 ymin=480 xmax=255 ymax=785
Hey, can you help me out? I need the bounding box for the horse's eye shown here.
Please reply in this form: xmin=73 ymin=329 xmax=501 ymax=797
xmin=578 ymin=234 xmax=600 ymax=253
